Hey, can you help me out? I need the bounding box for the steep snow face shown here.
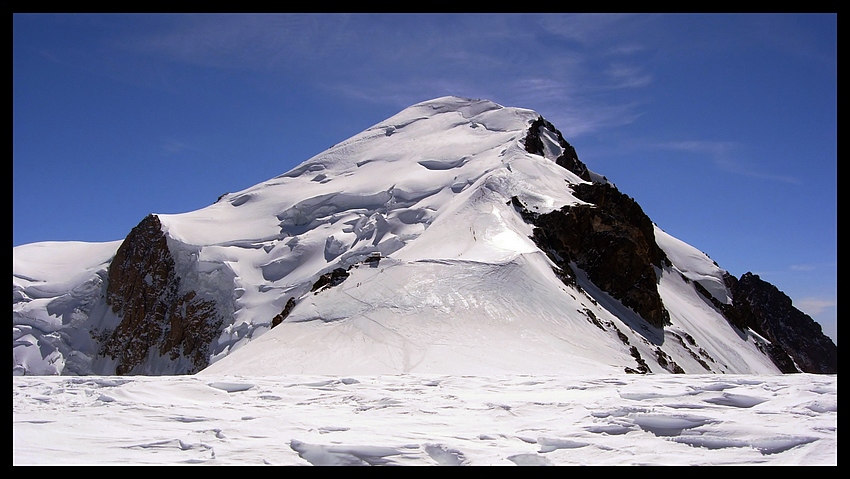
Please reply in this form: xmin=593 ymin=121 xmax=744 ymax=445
xmin=13 ymin=241 xmax=123 ymax=375
xmin=156 ymin=96 xmax=602 ymax=369
xmin=655 ymin=227 xmax=731 ymax=305
xmin=203 ymin=255 xmax=635 ymax=376
xmin=12 ymin=96 xmax=783 ymax=375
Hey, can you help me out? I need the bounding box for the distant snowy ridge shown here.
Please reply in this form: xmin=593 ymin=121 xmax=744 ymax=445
xmin=12 ymin=96 xmax=837 ymax=376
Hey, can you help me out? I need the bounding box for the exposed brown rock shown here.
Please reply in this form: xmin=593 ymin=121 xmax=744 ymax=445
xmin=570 ymin=183 xmax=669 ymax=271
xmin=311 ymin=267 xmax=351 ymax=293
xmin=626 ymin=346 xmax=651 ymax=374
xmin=693 ymin=272 xmax=835 ymax=373
xmin=271 ymin=297 xmax=297 ymax=329
xmin=99 ymin=214 xmax=223 ymax=375
xmin=693 ymin=273 xmax=838 ymax=374
xmin=518 ymin=183 xmax=671 ymax=329
xmin=523 ymin=116 xmax=591 ymax=182
xmin=726 ymin=272 xmax=837 ymax=374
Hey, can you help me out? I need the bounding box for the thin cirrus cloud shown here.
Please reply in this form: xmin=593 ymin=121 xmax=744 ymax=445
xmin=95 ymin=14 xmax=829 ymax=176
xmin=648 ymin=140 xmax=800 ymax=184
xmin=790 ymin=262 xmax=836 ymax=273
xmin=160 ymin=138 xmax=196 ymax=156
xmin=535 ymin=13 xmax=653 ymax=46
xmin=600 ymin=63 xmax=653 ymax=90
xmin=795 ymin=298 xmax=836 ymax=316
xmin=98 ymin=14 xmax=659 ymax=144
xmin=113 ymin=14 xmax=357 ymax=70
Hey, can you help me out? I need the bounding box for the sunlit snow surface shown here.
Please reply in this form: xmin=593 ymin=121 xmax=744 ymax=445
xmin=13 ymin=373 xmax=836 ymax=465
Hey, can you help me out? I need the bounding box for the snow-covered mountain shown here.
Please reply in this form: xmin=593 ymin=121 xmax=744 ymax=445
xmin=12 ymin=96 xmax=837 ymax=377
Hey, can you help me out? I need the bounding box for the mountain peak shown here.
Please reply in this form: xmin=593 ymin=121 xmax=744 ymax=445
xmin=13 ymin=97 xmax=836 ymax=377
xmin=409 ymin=95 xmax=501 ymax=110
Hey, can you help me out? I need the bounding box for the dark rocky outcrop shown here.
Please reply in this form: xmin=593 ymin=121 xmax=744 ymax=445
xmin=271 ymin=297 xmax=297 ymax=329
xmin=520 ymin=118 xmax=670 ymax=329
xmin=724 ymin=273 xmax=837 ymax=374
xmin=311 ymin=267 xmax=351 ymax=293
xmin=693 ymin=272 xmax=836 ymax=373
xmin=655 ymin=347 xmax=685 ymax=374
xmin=692 ymin=278 xmax=795 ymax=373
xmin=523 ymin=116 xmax=591 ymax=182
xmin=520 ymin=117 xmax=837 ymax=374
xmin=517 ymin=182 xmax=671 ymax=329
xmin=625 ymin=346 xmax=651 ymax=374
xmin=670 ymin=331 xmax=714 ymax=372
xmin=569 ymin=183 xmax=669 ymax=272
xmin=99 ymin=214 xmax=223 ymax=375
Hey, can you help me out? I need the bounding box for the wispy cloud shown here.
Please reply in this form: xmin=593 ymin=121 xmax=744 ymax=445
xmin=530 ymin=97 xmax=646 ymax=139
xmin=790 ymin=264 xmax=818 ymax=272
xmin=600 ymin=63 xmax=653 ymax=90
xmin=647 ymin=140 xmax=800 ymax=184
xmin=794 ymin=297 xmax=836 ymax=316
xmin=789 ymin=262 xmax=836 ymax=272
xmin=713 ymin=157 xmax=800 ymax=184
xmin=33 ymin=47 xmax=66 ymax=65
xmin=160 ymin=138 xmax=195 ymax=156
xmin=114 ymin=14 xmax=358 ymax=71
xmin=650 ymin=140 xmax=738 ymax=156
xmin=535 ymin=13 xmax=653 ymax=45
xmin=98 ymin=14 xmax=659 ymax=138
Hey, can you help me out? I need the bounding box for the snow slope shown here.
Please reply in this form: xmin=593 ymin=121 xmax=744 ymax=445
xmin=13 ymin=96 xmax=783 ymax=376
xmin=13 ymin=241 xmax=122 ymax=375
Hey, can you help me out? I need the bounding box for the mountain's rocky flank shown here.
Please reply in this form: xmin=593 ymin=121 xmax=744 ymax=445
xmin=522 ymin=118 xmax=671 ymax=329
xmin=694 ymin=273 xmax=837 ymax=374
xmin=522 ymin=116 xmax=836 ymax=373
xmin=524 ymin=116 xmax=591 ymax=182
xmin=98 ymin=214 xmax=223 ymax=374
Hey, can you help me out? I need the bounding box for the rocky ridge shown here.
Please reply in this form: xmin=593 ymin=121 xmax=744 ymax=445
xmin=720 ymin=273 xmax=835 ymax=373
xmin=522 ymin=118 xmax=836 ymax=374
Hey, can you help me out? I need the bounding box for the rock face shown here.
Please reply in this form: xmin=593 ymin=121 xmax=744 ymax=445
xmin=519 ymin=117 xmax=671 ymax=329
xmin=691 ymin=271 xmax=837 ymax=373
xmin=310 ymin=267 xmax=351 ymax=293
xmin=99 ymin=214 xmax=223 ymax=374
xmin=520 ymin=186 xmax=671 ymax=329
xmin=524 ymin=116 xmax=591 ymax=182
xmin=725 ymin=273 xmax=837 ymax=374
xmin=520 ymin=114 xmax=837 ymax=370
xmin=522 ymin=114 xmax=837 ymax=368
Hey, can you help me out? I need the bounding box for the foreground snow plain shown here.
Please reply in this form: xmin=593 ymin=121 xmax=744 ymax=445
xmin=13 ymin=373 xmax=836 ymax=465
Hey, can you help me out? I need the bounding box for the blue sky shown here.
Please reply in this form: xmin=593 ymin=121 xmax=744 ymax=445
xmin=12 ymin=13 xmax=836 ymax=344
